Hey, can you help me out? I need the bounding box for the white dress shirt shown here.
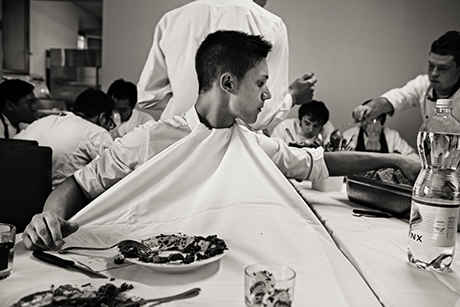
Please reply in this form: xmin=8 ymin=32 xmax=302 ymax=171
xmin=110 ymin=109 xmax=155 ymax=139
xmin=382 ymin=74 xmax=460 ymax=120
xmin=14 ymin=112 xmax=113 ymax=188
xmin=75 ymin=107 xmax=329 ymax=200
xmin=342 ymin=126 xmax=418 ymax=158
xmin=137 ymin=0 xmax=291 ymax=131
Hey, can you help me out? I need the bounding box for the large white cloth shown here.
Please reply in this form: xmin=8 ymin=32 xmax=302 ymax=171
xmin=63 ymin=124 xmax=376 ymax=306
xmin=137 ymin=0 xmax=290 ymax=131
xmin=14 ymin=112 xmax=113 ymax=188
xmin=382 ymin=74 xmax=460 ymax=120
xmin=110 ymin=108 xmax=155 ymax=139
xmin=74 ymin=107 xmax=329 ymax=200
xmin=271 ymin=118 xmax=336 ymax=145
xmin=342 ymin=126 xmax=418 ymax=158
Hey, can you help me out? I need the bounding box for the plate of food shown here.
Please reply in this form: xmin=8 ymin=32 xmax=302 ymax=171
xmin=116 ymin=233 xmax=228 ymax=273
xmin=4 ymin=278 xmax=174 ymax=307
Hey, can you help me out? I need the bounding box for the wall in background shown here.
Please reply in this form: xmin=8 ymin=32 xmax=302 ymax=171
xmin=29 ymin=1 xmax=100 ymax=80
xmin=102 ymin=0 xmax=460 ymax=148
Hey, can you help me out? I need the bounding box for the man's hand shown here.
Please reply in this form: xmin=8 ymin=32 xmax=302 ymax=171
xmin=288 ymin=72 xmax=317 ymax=106
xmin=396 ymin=155 xmax=421 ymax=184
xmin=352 ymin=97 xmax=393 ymax=123
xmin=22 ymin=212 xmax=79 ymax=251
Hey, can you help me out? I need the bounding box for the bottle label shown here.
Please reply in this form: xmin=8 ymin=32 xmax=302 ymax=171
xmin=408 ymin=200 xmax=459 ymax=248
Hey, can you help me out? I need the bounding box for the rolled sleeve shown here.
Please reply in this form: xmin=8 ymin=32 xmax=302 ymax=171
xmin=74 ymin=123 xmax=150 ymax=199
xmin=254 ymin=132 xmax=329 ymax=181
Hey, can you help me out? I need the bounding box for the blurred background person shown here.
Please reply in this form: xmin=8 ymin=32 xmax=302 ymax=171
xmin=0 ymin=79 xmax=38 ymax=139
xmin=352 ymin=30 xmax=460 ymax=124
xmin=344 ymin=100 xmax=417 ymax=158
xmin=14 ymin=88 xmax=115 ymax=188
xmin=107 ymin=78 xmax=155 ymax=139
xmin=137 ymin=0 xmax=316 ymax=132
xmin=271 ymin=100 xmax=335 ymax=148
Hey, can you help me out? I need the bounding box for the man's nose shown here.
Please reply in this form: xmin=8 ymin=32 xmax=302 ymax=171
xmin=262 ymin=87 xmax=272 ymax=101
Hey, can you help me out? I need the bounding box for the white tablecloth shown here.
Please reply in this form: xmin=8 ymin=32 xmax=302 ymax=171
xmin=292 ymin=179 xmax=460 ymax=307
xmin=0 ymin=126 xmax=380 ymax=306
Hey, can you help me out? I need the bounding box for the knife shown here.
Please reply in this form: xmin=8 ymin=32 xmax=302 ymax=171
xmin=352 ymin=208 xmax=392 ymax=218
xmin=32 ymin=250 xmax=108 ymax=279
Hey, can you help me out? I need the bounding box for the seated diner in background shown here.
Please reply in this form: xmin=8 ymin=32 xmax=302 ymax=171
xmin=0 ymin=79 xmax=38 ymax=139
xmin=343 ymin=100 xmax=418 ymax=158
xmin=271 ymin=100 xmax=335 ymax=148
xmin=352 ymin=30 xmax=460 ymax=124
xmin=107 ymin=78 xmax=155 ymax=139
xmin=22 ymin=30 xmax=421 ymax=251
xmin=14 ymin=88 xmax=115 ymax=188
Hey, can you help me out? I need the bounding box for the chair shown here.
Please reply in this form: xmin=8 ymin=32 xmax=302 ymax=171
xmin=0 ymin=139 xmax=52 ymax=233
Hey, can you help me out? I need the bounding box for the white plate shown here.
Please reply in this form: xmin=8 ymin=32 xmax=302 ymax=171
xmin=125 ymin=249 xmax=228 ymax=274
xmin=2 ymin=278 xmax=174 ymax=307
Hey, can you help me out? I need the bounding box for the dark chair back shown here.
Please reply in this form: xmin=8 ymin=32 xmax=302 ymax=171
xmin=0 ymin=139 xmax=52 ymax=232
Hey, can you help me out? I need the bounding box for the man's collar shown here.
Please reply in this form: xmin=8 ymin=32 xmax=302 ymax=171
xmin=184 ymin=106 xmax=204 ymax=130
xmin=427 ymin=77 xmax=460 ymax=101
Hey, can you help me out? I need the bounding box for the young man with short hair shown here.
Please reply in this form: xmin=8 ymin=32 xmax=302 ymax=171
xmin=22 ymin=30 xmax=420 ymax=251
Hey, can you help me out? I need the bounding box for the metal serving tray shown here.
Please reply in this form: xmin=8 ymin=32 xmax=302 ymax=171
xmin=346 ymin=174 xmax=412 ymax=219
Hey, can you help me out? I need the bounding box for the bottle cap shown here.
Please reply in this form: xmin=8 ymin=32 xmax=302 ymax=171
xmin=436 ymin=99 xmax=453 ymax=108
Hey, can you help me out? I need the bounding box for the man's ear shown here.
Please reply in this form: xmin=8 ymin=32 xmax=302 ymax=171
xmin=97 ymin=113 xmax=107 ymax=126
xmin=4 ymin=99 xmax=16 ymax=111
xmin=220 ymin=73 xmax=236 ymax=93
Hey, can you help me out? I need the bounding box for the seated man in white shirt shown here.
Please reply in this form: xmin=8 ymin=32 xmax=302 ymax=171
xmin=271 ymin=100 xmax=335 ymax=148
xmin=107 ymin=79 xmax=155 ymax=139
xmin=0 ymin=79 xmax=38 ymax=139
xmin=22 ymin=30 xmax=421 ymax=251
xmin=344 ymin=100 xmax=418 ymax=158
xmin=14 ymin=88 xmax=115 ymax=188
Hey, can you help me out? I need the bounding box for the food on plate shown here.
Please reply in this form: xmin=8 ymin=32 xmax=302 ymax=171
xmin=10 ymin=282 xmax=141 ymax=307
xmin=117 ymin=233 xmax=227 ymax=265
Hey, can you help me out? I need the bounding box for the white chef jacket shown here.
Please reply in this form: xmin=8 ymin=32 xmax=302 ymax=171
xmin=137 ymin=0 xmax=290 ymax=131
xmin=382 ymin=74 xmax=460 ymax=120
xmin=110 ymin=109 xmax=155 ymax=139
xmin=14 ymin=112 xmax=113 ymax=188
xmin=75 ymin=107 xmax=329 ymax=200
xmin=0 ymin=113 xmax=19 ymax=139
xmin=342 ymin=126 xmax=418 ymax=158
xmin=271 ymin=118 xmax=336 ymax=146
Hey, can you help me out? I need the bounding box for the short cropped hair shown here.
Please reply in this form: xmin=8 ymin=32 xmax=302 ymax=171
xmin=107 ymin=79 xmax=138 ymax=108
xmin=298 ymin=100 xmax=329 ymax=126
xmin=195 ymin=30 xmax=273 ymax=93
xmin=73 ymin=88 xmax=115 ymax=119
xmin=0 ymin=79 xmax=35 ymax=110
xmin=431 ymin=30 xmax=460 ymax=67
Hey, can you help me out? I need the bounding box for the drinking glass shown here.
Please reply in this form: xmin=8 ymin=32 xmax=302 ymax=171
xmin=0 ymin=223 xmax=16 ymax=280
xmin=244 ymin=263 xmax=296 ymax=306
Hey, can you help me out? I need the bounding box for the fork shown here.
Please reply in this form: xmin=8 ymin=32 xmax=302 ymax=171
xmin=119 ymin=287 xmax=201 ymax=307
xmin=58 ymin=239 xmax=150 ymax=254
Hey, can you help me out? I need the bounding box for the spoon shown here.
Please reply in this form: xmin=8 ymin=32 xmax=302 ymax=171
xmin=58 ymin=239 xmax=150 ymax=254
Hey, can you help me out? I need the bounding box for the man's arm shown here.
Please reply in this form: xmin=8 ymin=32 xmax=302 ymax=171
xmin=351 ymin=97 xmax=394 ymax=123
xmin=324 ymin=151 xmax=420 ymax=183
xmin=22 ymin=176 xmax=88 ymax=250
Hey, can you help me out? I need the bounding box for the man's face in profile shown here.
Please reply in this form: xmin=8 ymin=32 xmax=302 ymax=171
xmin=428 ymin=53 xmax=460 ymax=96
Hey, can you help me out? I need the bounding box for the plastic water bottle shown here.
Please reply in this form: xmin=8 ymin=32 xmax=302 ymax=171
xmin=407 ymin=99 xmax=460 ymax=272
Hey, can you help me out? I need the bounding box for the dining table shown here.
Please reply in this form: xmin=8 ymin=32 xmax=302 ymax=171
xmin=0 ymin=126 xmax=382 ymax=306
xmin=291 ymin=179 xmax=460 ymax=307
